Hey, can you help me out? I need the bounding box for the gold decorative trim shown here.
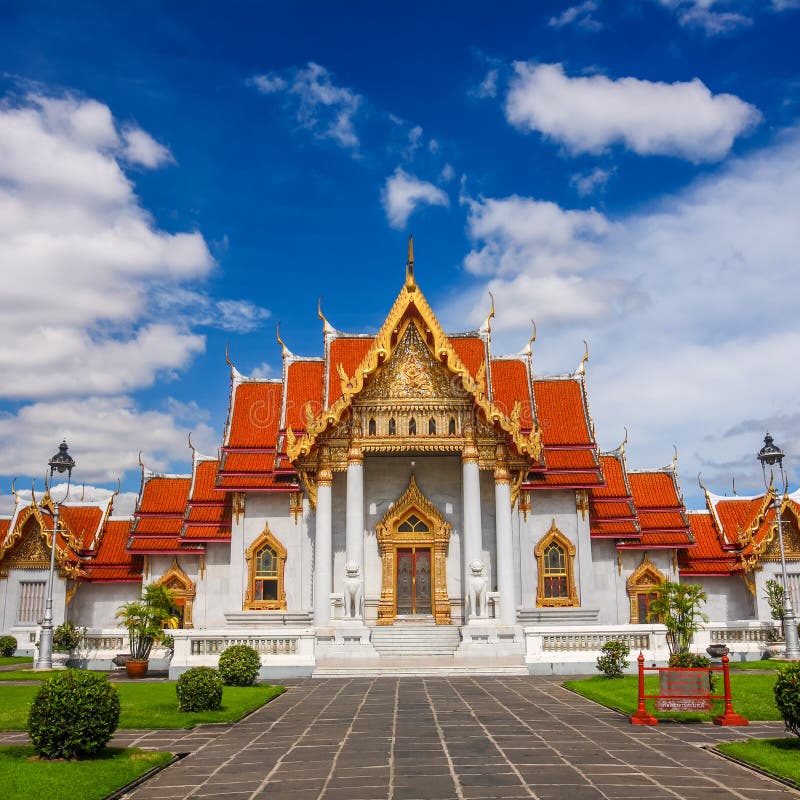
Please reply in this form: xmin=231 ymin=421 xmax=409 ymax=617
xmin=494 ymin=443 xmax=510 ymax=484
xmin=626 ymin=554 xmax=666 ymax=623
xmin=375 ymin=475 xmax=451 ymax=625
xmin=232 ymin=492 xmax=245 ymax=525
xmin=289 ymin=491 xmax=303 ymax=523
xmin=155 ymin=559 xmax=197 ymax=628
xmin=534 ymin=519 xmax=579 ymax=607
xmin=575 ymin=489 xmax=589 ymax=521
xmin=243 ymin=525 xmax=287 ymax=611
xmin=286 ymin=278 xmax=542 ymax=464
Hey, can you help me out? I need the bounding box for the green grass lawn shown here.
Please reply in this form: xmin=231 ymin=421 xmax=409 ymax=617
xmin=0 ymin=670 xmax=54 ymax=682
xmin=0 ymin=657 xmax=33 ymax=667
xmin=0 ymin=681 xmax=285 ymax=730
xmin=717 ymin=738 xmax=800 ymax=786
xmin=728 ymin=660 xmax=779 ymax=671
xmin=0 ymin=746 xmax=172 ymax=800
xmin=563 ymin=673 xmax=780 ymax=722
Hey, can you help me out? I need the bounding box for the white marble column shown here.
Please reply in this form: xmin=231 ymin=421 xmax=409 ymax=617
xmin=313 ymin=450 xmax=333 ymax=627
xmin=494 ymin=446 xmax=517 ymax=626
xmin=345 ymin=441 xmax=364 ymax=574
xmin=462 ymin=437 xmax=482 ymax=621
xmin=228 ymin=492 xmax=246 ymax=612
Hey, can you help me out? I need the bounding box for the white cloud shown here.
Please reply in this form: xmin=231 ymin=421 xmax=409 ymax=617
xmin=251 ymin=63 xmax=362 ymax=150
xmin=570 ymin=166 xmax=615 ymax=196
xmin=0 ymin=395 xmax=214 ymax=484
xmin=548 ymin=1 xmax=603 ymax=31
xmin=249 ymin=362 xmax=275 ymax=379
xmin=471 ymin=68 xmax=499 ymax=99
xmin=381 ymin=168 xmax=449 ymax=229
xmin=0 ymin=486 xmax=139 ymax=517
xmin=0 ymin=91 xmax=266 ymax=401
xmin=505 ymin=62 xmax=760 ymax=162
xmin=656 ymin=1 xmax=752 ymax=34
xmin=121 ymin=126 xmax=175 ymax=167
xmin=453 ymin=127 xmax=800 ymax=506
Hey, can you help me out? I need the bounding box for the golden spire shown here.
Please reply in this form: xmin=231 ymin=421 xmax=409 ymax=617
xmin=577 ymin=340 xmax=590 ymax=375
xmin=276 ymin=323 xmax=291 ymax=358
xmin=405 ymin=235 xmax=416 ymax=291
xmin=526 ymin=320 xmax=537 ymax=355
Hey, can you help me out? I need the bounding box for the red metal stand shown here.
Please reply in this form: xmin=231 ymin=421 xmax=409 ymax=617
xmin=630 ymin=652 xmax=658 ymax=725
xmin=713 ymin=655 xmax=749 ymax=726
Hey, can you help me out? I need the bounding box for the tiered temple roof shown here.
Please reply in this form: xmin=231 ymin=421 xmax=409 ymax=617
xmin=680 ymin=488 xmax=800 ymax=576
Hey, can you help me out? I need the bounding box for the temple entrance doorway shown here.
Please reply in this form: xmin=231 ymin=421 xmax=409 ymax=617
xmin=396 ymin=546 xmax=432 ymax=615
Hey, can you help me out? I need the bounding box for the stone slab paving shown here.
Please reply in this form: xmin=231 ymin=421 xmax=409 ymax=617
xmin=4 ymin=676 xmax=798 ymax=799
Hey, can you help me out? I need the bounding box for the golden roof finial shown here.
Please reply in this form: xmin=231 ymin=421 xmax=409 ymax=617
xmin=188 ymin=432 xmax=195 ymax=454
xmin=276 ymin=323 xmax=290 ymax=358
xmin=526 ymin=319 xmax=537 ymax=355
xmin=671 ymin=444 xmax=678 ymax=470
xmin=732 ymin=476 xmax=738 ymax=496
xmin=405 ymin=235 xmax=416 ymax=291
xmin=578 ymin=340 xmax=590 ymax=375
xmin=487 ymin=291 xmax=495 ymax=335
xmin=619 ymin=426 xmax=628 ymax=456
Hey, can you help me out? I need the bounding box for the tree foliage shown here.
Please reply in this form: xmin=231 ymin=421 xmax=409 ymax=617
xmin=647 ymin=580 xmax=708 ymax=654
xmin=115 ymin=583 xmax=179 ymax=661
xmin=774 ymin=663 xmax=800 ymax=738
xmin=765 ymin=579 xmax=786 ymax=638
xmin=595 ymin=640 xmax=630 ymax=678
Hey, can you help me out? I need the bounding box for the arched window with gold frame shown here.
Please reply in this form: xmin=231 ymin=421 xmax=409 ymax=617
xmin=534 ymin=520 xmax=578 ymax=607
xmin=244 ymin=526 xmax=287 ymax=610
xmin=368 ymin=417 xmax=376 ymax=436
xmin=155 ymin=559 xmax=196 ymax=628
xmin=626 ymin=555 xmax=666 ymax=624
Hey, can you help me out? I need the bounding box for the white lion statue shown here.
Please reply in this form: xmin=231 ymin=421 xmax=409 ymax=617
xmin=467 ymin=560 xmax=488 ymax=618
xmin=343 ymin=561 xmax=362 ymax=619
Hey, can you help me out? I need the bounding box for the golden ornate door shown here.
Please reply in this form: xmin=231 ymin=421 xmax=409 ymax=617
xmin=396 ymin=547 xmax=432 ymax=615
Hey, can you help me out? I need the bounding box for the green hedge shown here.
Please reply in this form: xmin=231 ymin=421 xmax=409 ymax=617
xmin=176 ymin=667 xmax=223 ymax=712
xmin=0 ymin=636 xmax=17 ymax=657
xmin=218 ymin=645 xmax=261 ymax=686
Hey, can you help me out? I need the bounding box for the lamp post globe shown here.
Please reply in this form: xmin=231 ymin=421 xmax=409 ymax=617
xmin=35 ymin=440 xmax=76 ymax=671
xmin=757 ymin=433 xmax=800 ymax=660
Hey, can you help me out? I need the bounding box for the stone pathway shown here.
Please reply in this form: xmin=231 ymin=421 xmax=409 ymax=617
xmin=3 ymin=676 xmax=797 ymax=799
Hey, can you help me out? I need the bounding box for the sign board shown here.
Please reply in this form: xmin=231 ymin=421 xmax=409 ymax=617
xmin=656 ymin=669 xmax=712 ymax=712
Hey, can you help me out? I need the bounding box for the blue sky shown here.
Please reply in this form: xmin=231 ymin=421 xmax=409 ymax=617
xmin=0 ymin=0 xmax=799 ymax=513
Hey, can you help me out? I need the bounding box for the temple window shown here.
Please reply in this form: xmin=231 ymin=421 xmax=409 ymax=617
xmin=448 ymin=417 xmax=456 ymax=435
xmin=244 ymin=525 xmax=287 ymax=610
xmin=409 ymin=417 xmax=417 ymax=435
xmin=626 ymin=557 xmax=666 ymax=624
xmin=428 ymin=417 xmax=436 ymax=435
xmin=368 ymin=417 xmax=376 ymax=436
xmin=398 ymin=513 xmax=430 ymax=533
xmin=388 ymin=417 xmax=397 ymax=435
xmin=17 ymin=581 xmax=46 ymax=625
xmin=535 ymin=521 xmax=578 ymax=607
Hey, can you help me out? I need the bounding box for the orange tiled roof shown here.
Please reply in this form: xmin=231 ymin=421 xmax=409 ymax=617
xmin=216 ymin=474 xmax=299 ymax=490
xmin=59 ymin=505 xmax=105 ymax=549
xmin=137 ymin=476 xmax=191 ymax=514
xmin=220 ymin=452 xmax=275 ymax=473
xmin=450 ymin=336 xmax=486 ymax=380
xmin=589 ymin=453 xmax=639 ymax=538
xmin=127 ymin=536 xmax=202 ymax=553
xmin=328 ymin=337 xmax=372 ymax=404
xmin=532 ymin=379 xmax=593 ymax=446
xmin=183 ymin=458 xmax=231 ymax=540
xmin=285 ymin=360 xmax=324 ymax=431
xmin=0 ymin=518 xmax=9 ymax=547
xmin=619 ymin=470 xmax=693 ymax=549
xmin=226 ymin=381 xmax=283 ymax=448
xmin=491 ymin=358 xmax=533 ymax=428
xmin=83 ymin=519 xmax=142 ymax=582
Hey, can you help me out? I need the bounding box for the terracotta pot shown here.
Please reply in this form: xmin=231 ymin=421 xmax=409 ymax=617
xmin=125 ymin=659 xmax=149 ymax=679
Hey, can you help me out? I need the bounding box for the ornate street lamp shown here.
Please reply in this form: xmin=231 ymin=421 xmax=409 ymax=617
xmin=34 ymin=440 xmax=76 ymax=671
xmin=757 ymin=433 xmax=800 ymax=660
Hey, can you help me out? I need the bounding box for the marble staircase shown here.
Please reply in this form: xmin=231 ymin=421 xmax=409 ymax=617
xmin=369 ymin=619 xmax=462 ymax=658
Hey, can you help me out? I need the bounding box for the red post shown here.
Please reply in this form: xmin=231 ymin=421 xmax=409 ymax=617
xmin=713 ymin=654 xmax=749 ymax=726
xmin=630 ymin=651 xmax=657 ymax=725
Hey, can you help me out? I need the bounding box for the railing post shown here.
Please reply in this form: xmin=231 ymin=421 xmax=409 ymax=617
xmin=713 ymin=654 xmax=749 ymax=726
xmin=630 ymin=651 xmax=658 ymax=725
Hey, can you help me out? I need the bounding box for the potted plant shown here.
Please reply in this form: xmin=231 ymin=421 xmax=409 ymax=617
xmin=116 ymin=584 xmax=179 ymax=678
xmin=51 ymin=621 xmax=84 ymax=669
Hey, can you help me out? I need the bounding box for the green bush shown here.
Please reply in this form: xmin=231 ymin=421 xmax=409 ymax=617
xmin=176 ymin=666 xmax=223 ymax=712
xmin=218 ymin=644 xmax=261 ymax=686
xmin=596 ymin=640 xmax=630 ymax=678
xmin=0 ymin=635 xmax=17 ymax=657
xmin=27 ymin=670 xmax=120 ymax=759
xmin=53 ymin=621 xmax=85 ymax=652
xmin=668 ymin=652 xmax=711 ymax=668
xmin=774 ymin=663 xmax=800 ymax=738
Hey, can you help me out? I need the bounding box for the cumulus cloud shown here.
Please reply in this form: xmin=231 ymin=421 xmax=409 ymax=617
xmin=504 ymin=62 xmax=760 ymax=162
xmin=454 ymin=127 xmax=800 ymax=506
xmin=471 ymin=68 xmax=499 ymax=99
xmin=571 ymin=166 xmax=615 ymax=196
xmin=0 ymin=91 xmax=267 ymax=400
xmin=251 ymin=62 xmax=363 ymax=150
xmin=0 ymin=485 xmax=140 ymax=517
xmin=381 ymin=168 xmax=449 ymax=229
xmin=548 ymin=1 xmax=604 ymax=31
xmin=656 ymin=1 xmax=752 ymax=35
xmin=0 ymin=395 xmax=215 ymax=483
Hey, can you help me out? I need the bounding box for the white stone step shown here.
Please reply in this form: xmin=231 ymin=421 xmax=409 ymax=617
xmin=369 ymin=623 xmax=462 ymax=659
xmin=313 ymin=655 xmax=527 ymax=677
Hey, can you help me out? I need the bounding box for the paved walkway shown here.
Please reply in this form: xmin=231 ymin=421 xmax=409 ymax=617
xmin=3 ymin=676 xmax=796 ymax=799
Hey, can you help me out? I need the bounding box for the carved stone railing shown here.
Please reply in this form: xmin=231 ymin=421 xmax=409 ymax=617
xmin=541 ymin=631 xmax=651 ymax=652
xmin=189 ymin=636 xmax=299 ymax=656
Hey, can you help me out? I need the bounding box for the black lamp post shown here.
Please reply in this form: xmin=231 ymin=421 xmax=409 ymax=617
xmin=34 ymin=440 xmax=76 ymax=671
xmin=757 ymin=433 xmax=799 ymax=660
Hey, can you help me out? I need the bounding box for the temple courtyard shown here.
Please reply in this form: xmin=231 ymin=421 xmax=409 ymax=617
xmin=2 ymin=676 xmax=795 ymax=800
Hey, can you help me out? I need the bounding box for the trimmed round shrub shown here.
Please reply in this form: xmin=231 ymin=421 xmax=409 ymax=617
xmin=28 ymin=670 xmax=120 ymax=759
xmin=218 ymin=644 xmax=261 ymax=686
xmin=0 ymin=635 xmax=17 ymax=657
xmin=596 ymin=640 xmax=630 ymax=678
xmin=668 ymin=652 xmax=710 ymax=668
xmin=176 ymin=666 xmax=223 ymax=712
xmin=774 ymin=663 xmax=800 ymax=738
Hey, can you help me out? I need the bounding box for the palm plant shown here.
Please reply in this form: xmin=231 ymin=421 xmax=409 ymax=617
xmin=647 ymin=580 xmax=708 ymax=655
xmin=116 ymin=584 xmax=179 ymax=662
